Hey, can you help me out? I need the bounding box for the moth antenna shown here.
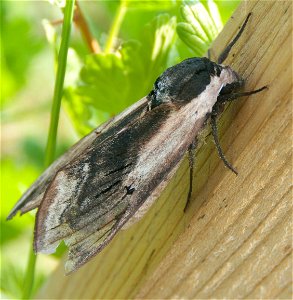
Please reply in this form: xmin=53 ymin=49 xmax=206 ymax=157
xmin=218 ymin=86 xmax=268 ymax=102
xmin=210 ymin=115 xmax=238 ymax=175
xmin=184 ymin=140 xmax=197 ymax=212
xmin=217 ymin=13 xmax=252 ymax=64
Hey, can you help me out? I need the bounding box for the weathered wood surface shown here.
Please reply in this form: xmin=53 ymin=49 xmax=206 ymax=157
xmin=38 ymin=1 xmax=292 ymax=298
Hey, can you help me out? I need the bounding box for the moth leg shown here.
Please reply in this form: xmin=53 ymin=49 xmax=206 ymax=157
xmin=184 ymin=140 xmax=197 ymax=212
xmin=210 ymin=108 xmax=238 ymax=175
xmin=218 ymin=86 xmax=267 ymax=102
xmin=217 ymin=13 xmax=252 ymax=64
xmin=212 ymin=86 xmax=267 ymax=174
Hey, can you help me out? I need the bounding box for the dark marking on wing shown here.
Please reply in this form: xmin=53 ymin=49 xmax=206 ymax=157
xmin=105 ymin=162 xmax=133 ymax=176
xmin=95 ymin=180 xmax=122 ymax=199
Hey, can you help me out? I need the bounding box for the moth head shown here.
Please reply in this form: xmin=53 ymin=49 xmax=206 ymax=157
xmin=148 ymin=57 xmax=232 ymax=109
xmin=221 ymin=65 xmax=243 ymax=86
xmin=218 ymin=66 xmax=244 ymax=101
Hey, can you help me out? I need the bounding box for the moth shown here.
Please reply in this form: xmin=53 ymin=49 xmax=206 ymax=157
xmin=8 ymin=13 xmax=266 ymax=273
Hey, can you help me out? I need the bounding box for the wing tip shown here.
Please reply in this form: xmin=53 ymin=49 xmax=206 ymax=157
xmin=6 ymin=205 xmax=27 ymax=220
xmin=6 ymin=210 xmax=17 ymax=221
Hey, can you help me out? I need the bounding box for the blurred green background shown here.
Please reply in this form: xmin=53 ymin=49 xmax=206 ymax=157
xmin=1 ymin=0 xmax=239 ymax=298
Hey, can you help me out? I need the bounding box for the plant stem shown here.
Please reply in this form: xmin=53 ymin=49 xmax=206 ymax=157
xmin=45 ymin=0 xmax=76 ymax=167
xmin=22 ymin=243 xmax=37 ymax=299
xmin=74 ymin=1 xmax=101 ymax=53
xmin=22 ymin=1 xmax=75 ymax=299
xmin=104 ymin=0 xmax=128 ymax=53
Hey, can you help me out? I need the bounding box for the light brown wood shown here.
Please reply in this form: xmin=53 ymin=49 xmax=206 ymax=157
xmin=38 ymin=1 xmax=292 ymax=298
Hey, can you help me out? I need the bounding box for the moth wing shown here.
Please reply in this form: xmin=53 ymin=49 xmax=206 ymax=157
xmin=34 ymin=99 xmax=208 ymax=273
xmin=34 ymin=102 xmax=173 ymax=273
xmin=35 ymin=167 xmax=133 ymax=274
xmin=7 ymin=97 xmax=149 ymax=220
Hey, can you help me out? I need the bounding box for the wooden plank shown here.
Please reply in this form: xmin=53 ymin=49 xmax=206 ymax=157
xmin=38 ymin=1 xmax=292 ymax=298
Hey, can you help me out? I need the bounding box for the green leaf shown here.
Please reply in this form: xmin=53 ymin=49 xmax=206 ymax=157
xmin=207 ymin=0 xmax=222 ymax=30
xmin=64 ymin=14 xmax=177 ymax=135
xmin=177 ymin=0 xmax=222 ymax=56
xmin=177 ymin=23 xmax=207 ymax=56
xmin=142 ymin=14 xmax=177 ymax=80
xmin=78 ymin=53 xmax=130 ymax=112
xmin=1 ymin=4 xmax=45 ymax=106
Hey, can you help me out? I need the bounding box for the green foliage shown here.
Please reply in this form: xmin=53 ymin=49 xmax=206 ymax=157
xmin=177 ymin=0 xmax=223 ymax=56
xmin=1 ymin=159 xmax=37 ymax=241
xmin=1 ymin=260 xmax=45 ymax=299
xmin=65 ymin=14 xmax=176 ymax=135
xmin=1 ymin=159 xmax=43 ymax=299
xmin=0 ymin=2 xmax=45 ymax=106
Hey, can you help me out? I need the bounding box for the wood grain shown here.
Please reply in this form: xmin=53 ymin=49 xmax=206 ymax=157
xmin=38 ymin=1 xmax=292 ymax=298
